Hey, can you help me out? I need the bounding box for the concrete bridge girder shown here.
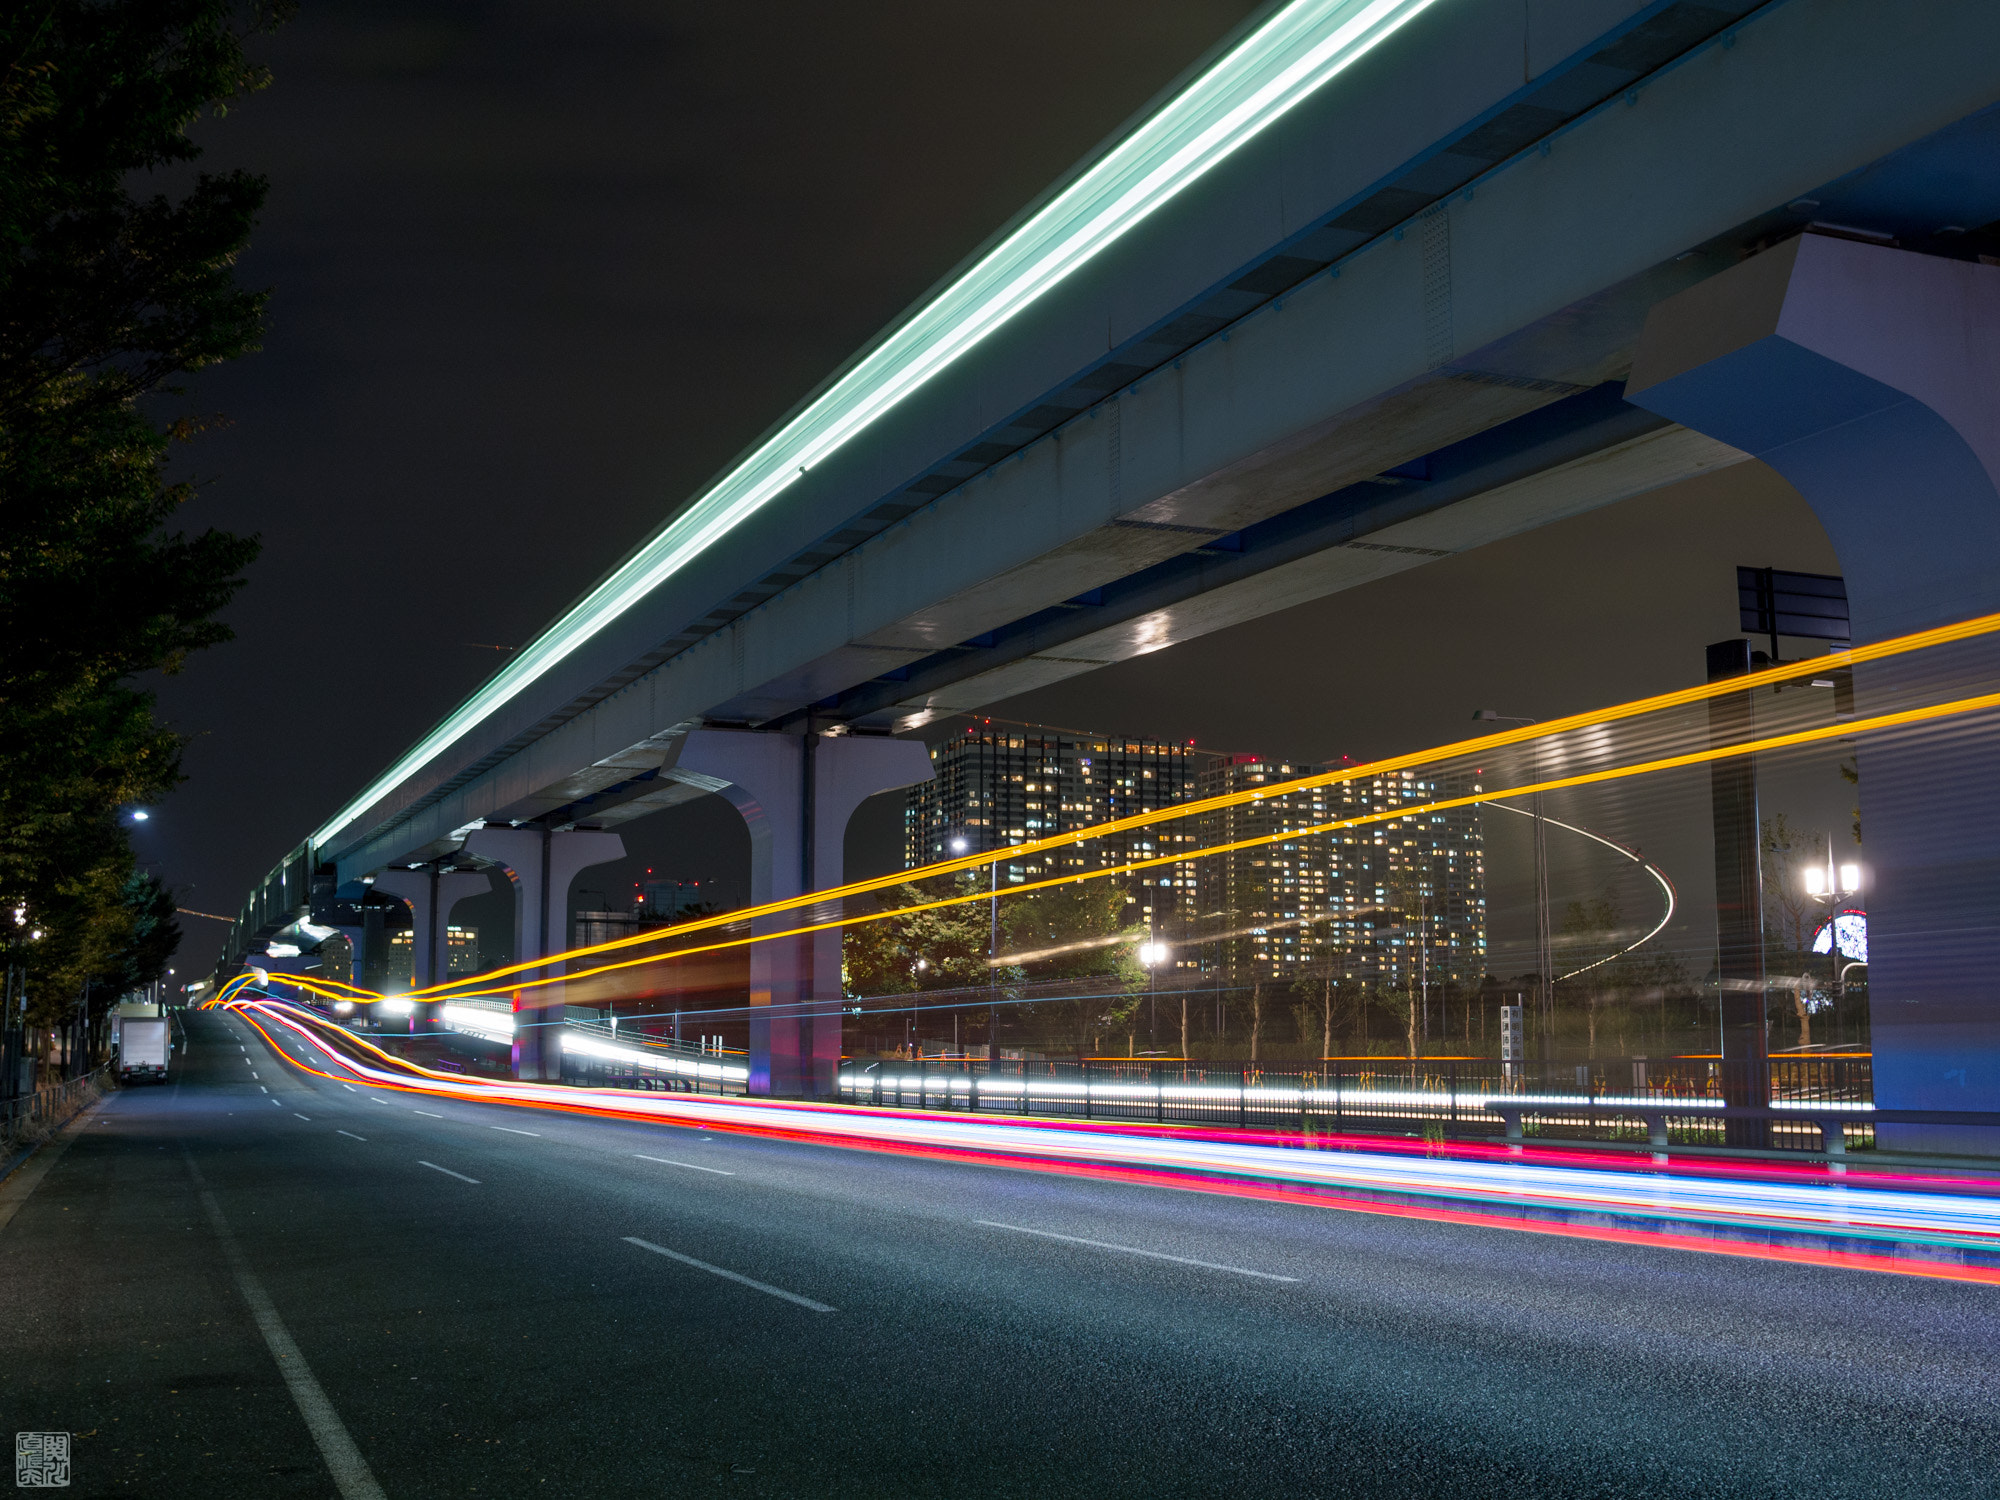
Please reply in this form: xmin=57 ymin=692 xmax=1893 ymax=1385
xmin=320 ymin=0 xmax=2000 ymax=881
xmin=291 ymin=1 xmax=2000 ymax=1009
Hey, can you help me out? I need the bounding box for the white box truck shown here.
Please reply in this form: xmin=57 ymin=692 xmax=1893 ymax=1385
xmin=117 ymin=1016 xmax=170 ymax=1084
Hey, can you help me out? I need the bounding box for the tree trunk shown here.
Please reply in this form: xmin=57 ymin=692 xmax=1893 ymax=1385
xmin=1406 ymin=985 xmax=1419 ymax=1061
xmin=1794 ymin=988 xmax=1812 ymax=1048
xmin=1250 ymin=983 xmax=1262 ymax=1063
xmin=1179 ymin=994 xmax=1188 ymax=1061
xmin=1321 ymin=978 xmax=1332 ymax=1061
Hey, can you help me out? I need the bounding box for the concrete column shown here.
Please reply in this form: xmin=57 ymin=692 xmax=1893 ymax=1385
xmin=371 ymin=867 xmax=488 ymax=1032
xmin=459 ymin=826 xmax=625 ymax=1080
xmin=1628 ymin=232 xmax=2000 ymax=1153
xmin=669 ymin=729 xmax=933 ymax=1097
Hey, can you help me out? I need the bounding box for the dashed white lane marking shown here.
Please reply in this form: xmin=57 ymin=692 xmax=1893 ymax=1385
xmin=336 ymin=1130 xmax=368 ymax=1142
xmin=418 ymin=1161 xmax=480 ymax=1184
xmin=368 ymin=1097 xmax=390 ymax=1105
xmin=259 ymin=1086 xmax=268 ymax=1093
xmin=271 ymin=1099 xmax=282 ymax=1107
xmin=489 ymin=1126 xmax=540 ymax=1137
xmin=295 ymin=1114 xmax=313 ymax=1121
xmin=341 ymin=1084 xmax=358 ymax=1093
xmin=413 ymin=1110 xmax=444 ymax=1118
xmin=622 ymin=1238 xmax=834 ymax=1312
xmin=973 ymin=1221 xmax=1299 ymax=1283
xmin=634 ymin=1154 xmax=734 ymax=1176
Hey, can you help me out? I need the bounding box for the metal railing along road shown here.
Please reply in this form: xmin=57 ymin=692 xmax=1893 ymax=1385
xmin=837 ymin=1054 xmax=1883 ymax=1154
xmin=0 ymin=1067 xmax=107 ymax=1175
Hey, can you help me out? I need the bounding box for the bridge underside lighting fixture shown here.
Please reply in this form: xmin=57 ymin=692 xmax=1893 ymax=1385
xmin=307 ymin=0 xmax=1441 ymax=856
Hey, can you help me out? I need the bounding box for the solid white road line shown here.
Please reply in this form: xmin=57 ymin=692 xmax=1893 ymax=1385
xmin=489 ymin=1126 xmax=540 ymax=1137
xmin=336 ymin=1130 xmax=367 ymax=1142
xmin=418 ymin=1161 xmax=480 ymax=1184
xmin=974 ymin=1221 xmax=1299 ymax=1282
xmin=186 ymin=1152 xmax=387 ymax=1500
xmin=622 ymin=1238 xmax=834 ymax=1312
xmin=295 ymin=1113 xmax=313 ymax=1121
xmin=634 ymin=1154 xmax=734 ymax=1176
xmin=413 ymin=1110 xmax=444 ymax=1118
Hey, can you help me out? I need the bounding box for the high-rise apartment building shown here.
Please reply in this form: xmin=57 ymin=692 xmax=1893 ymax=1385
xmin=906 ymin=727 xmax=1486 ymax=990
xmin=905 ymin=727 xmax=1205 ymax=939
xmin=445 ymin=924 xmax=481 ymax=977
xmin=1196 ymin=758 xmax=1486 ymax=988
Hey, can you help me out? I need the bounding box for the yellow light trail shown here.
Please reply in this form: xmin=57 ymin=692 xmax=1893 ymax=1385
xmin=401 ymin=606 xmax=2000 ymax=1001
xmin=406 ymin=686 xmax=2000 ymax=1007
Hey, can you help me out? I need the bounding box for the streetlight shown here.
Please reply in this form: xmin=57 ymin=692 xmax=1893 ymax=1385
xmin=1474 ymin=710 xmax=1552 ymax=1065
xmin=1138 ymin=940 xmax=1167 ymax=1058
xmin=1802 ymin=844 xmax=1863 ymax=1004
xmin=949 ymin=829 xmax=1001 ymax=1066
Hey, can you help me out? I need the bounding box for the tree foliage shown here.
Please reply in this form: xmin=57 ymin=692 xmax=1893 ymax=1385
xmin=842 ymin=873 xmax=1148 ymax=1051
xmin=1 ymin=1 xmax=280 ymax=1010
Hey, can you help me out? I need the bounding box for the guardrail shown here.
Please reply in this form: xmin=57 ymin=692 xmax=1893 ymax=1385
xmin=1 ymin=1068 xmax=107 ymax=1174
xmin=834 ymin=1056 xmax=1902 ymax=1155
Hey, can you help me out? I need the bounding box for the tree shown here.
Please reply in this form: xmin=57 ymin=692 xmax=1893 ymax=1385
xmin=842 ymin=872 xmax=992 ymax=999
xmin=1003 ymin=881 xmax=1146 ymax=1053
xmin=1555 ymin=892 xmax=1620 ymax=1060
xmin=1 ymin=1 xmax=278 ymax=1024
xmin=1381 ymin=866 xmax=1429 ymax=1060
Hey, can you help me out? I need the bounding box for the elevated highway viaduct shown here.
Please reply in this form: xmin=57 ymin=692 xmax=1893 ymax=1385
xmin=224 ymin=0 xmax=2000 ymax=1138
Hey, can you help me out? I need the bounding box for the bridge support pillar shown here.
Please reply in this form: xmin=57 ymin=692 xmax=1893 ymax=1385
xmin=1629 ymin=231 xmax=2000 ymax=1154
xmin=670 ymin=729 xmax=933 ymax=1098
xmin=372 ymin=867 xmax=489 ymax=1034
xmin=460 ymin=826 xmax=626 ymax=1080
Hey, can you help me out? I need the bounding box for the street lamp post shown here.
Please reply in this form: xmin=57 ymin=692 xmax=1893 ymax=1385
xmin=951 ymin=834 xmax=998 ymax=1064
xmin=1802 ymin=845 xmax=1863 ymax=1019
xmin=1475 ymin=712 xmax=1552 ymax=1065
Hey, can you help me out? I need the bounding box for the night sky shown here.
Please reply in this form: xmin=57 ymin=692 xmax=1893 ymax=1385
xmin=147 ymin=2 xmax=1849 ymax=982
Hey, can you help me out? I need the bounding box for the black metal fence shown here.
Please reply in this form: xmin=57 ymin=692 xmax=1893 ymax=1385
xmin=836 ymin=1053 xmax=1878 ymax=1153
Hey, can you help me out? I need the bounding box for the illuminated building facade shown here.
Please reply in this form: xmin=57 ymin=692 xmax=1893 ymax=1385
xmin=906 ymin=730 xmax=1485 ymax=989
xmin=905 ymin=727 xmax=1204 ymax=939
xmin=445 ymin=925 xmax=480 ymax=977
xmin=1196 ymin=758 xmax=1486 ymax=988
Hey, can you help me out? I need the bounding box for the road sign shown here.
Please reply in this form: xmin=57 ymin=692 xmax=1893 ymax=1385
xmin=1738 ymin=566 xmax=1849 ymax=654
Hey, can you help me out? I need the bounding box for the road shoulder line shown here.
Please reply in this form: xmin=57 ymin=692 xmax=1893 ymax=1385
xmin=185 ymin=1150 xmax=389 ymax=1500
xmin=0 ymin=1093 xmax=107 ymax=1236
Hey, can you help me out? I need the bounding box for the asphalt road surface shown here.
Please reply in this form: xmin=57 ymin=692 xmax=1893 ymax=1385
xmin=3 ymin=1010 xmax=1996 ymax=1498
